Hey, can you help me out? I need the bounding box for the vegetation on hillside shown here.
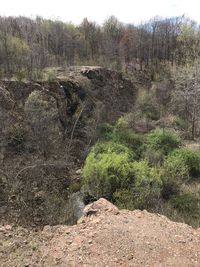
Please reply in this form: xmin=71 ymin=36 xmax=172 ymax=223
xmin=1 ymin=14 xmax=200 ymax=228
xmin=83 ymin=118 xmax=200 ymax=226
xmin=0 ymin=15 xmax=200 ymax=79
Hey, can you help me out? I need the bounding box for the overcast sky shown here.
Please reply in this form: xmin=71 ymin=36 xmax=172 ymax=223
xmin=1 ymin=0 xmax=200 ymax=24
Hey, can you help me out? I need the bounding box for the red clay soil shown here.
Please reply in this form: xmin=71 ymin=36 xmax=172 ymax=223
xmin=1 ymin=198 xmax=200 ymax=267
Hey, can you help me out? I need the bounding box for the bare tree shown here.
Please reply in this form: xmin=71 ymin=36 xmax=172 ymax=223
xmin=172 ymin=63 xmax=200 ymax=139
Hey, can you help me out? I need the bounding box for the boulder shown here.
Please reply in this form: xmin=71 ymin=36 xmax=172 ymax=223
xmin=83 ymin=198 xmax=119 ymax=217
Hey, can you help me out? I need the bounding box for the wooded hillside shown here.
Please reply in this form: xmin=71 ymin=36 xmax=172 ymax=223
xmin=0 ymin=15 xmax=199 ymax=78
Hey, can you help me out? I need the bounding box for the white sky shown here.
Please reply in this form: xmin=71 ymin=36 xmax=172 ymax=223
xmin=0 ymin=0 xmax=200 ymax=24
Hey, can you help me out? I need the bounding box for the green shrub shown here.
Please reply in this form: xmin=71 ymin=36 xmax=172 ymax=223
xmin=113 ymin=117 xmax=145 ymax=158
xmin=91 ymin=141 xmax=135 ymax=158
xmin=137 ymin=91 xmax=160 ymax=120
xmin=161 ymin=156 xmax=189 ymax=199
xmin=170 ymin=193 xmax=199 ymax=217
xmin=15 ymin=69 xmax=27 ymax=81
xmin=98 ymin=123 xmax=114 ymax=141
xmin=131 ymin=161 xmax=162 ymax=209
xmin=156 ymin=197 xmax=200 ymax=227
xmin=146 ymin=128 xmax=182 ymax=156
xmin=114 ymin=129 xmax=145 ymax=159
xmin=82 ymin=142 xmax=135 ymax=200
xmin=131 ymin=160 xmax=161 ymax=187
xmin=69 ymin=182 xmax=82 ymax=193
xmin=83 ymin=140 xmax=161 ymax=208
xmin=98 ymin=118 xmax=145 ymax=159
xmin=123 ymin=112 xmax=136 ymax=129
xmin=170 ymin=148 xmax=200 ymax=178
xmin=113 ymin=161 xmax=161 ymax=210
xmin=47 ymin=70 xmax=56 ymax=82
xmin=115 ymin=117 xmax=129 ymax=129
xmin=174 ymin=117 xmax=189 ymax=130
xmin=113 ymin=189 xmax=135 ymax=210
xmin=143 ymin=148 xmax=164 ymax=166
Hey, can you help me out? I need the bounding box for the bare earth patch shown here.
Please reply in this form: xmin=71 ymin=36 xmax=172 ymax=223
xmin=1 ymin=198 xmax=200 ymax=267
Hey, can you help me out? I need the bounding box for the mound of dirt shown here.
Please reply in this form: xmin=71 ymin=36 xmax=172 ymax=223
xmin=1 ymin=198 xmax=200 ymax=267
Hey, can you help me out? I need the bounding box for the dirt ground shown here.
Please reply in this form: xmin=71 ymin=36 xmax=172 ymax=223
xmin=1 ymin=198 xmax=200 ymax=267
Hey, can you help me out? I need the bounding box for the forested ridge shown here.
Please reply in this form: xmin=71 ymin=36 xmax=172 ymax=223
xmin=0 ymin=15 xmax=200 ymax=78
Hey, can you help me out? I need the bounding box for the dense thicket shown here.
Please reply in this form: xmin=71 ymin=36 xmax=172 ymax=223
xmin=0 ymin=15 xmax=200 ymax=78
xmin=83 ymin=119 xmax=200 ymax=226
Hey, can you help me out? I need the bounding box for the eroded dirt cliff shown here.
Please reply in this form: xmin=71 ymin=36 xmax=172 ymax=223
xmin=0 ymin=67 xmax=137 ymax=226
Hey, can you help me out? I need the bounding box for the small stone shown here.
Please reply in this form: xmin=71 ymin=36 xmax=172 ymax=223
xmin=0 ymin=225 xmax=12 ymax=232
xmin=76 ymin=169 xmax=82 ymax=175
xmin=5 ymin=225 xmax=12 ymax=231
xmin=43 ymin=225 xmax=51 ymax=232
xmin=178 ymin=240 xmax=186 ymax=243
xmin=128 ymin=254 xmax=134 ymax=260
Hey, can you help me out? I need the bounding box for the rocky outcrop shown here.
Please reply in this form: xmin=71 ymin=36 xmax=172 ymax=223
xmin=1 ymin=67 xmax=137 ymax=160
xmin=1 ymin=198 xmax=200 ymax=266
xmin=80 ymin=197 xmax=119 ymax=219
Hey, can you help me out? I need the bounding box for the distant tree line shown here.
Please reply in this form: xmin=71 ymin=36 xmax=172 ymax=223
xmin=0 ymin=15 xmax=200 ymax=78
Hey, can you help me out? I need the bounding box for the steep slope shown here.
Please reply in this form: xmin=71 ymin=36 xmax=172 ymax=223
xmin=0 ymin=67 xmax=137 ymax=226
xmin=1 ymin=198 xmax=200 ymax=267
xmin=1 ymin=66 xmax=137 ymax=162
